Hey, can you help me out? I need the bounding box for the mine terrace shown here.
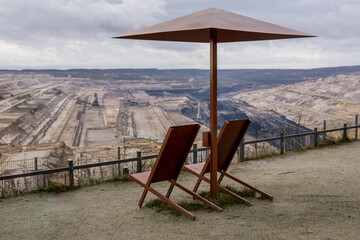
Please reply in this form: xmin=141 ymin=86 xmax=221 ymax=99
xmin=0 ymin=67 xmax=360 ymax=171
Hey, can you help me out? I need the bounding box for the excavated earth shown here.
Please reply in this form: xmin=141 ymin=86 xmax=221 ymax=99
xmin=0 ymin=141 xmax=359 ymax=240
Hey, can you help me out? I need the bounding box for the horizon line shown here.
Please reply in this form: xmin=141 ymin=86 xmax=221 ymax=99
xmin=0 ymin=64 xmax=360 ymax=72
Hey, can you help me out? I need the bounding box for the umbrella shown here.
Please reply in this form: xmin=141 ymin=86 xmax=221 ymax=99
xmin=114 ymin=8 xmax=315 ymax=197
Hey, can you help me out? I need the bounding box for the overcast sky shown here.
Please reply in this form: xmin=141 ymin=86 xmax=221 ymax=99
xmin=0 ymin=0 xmax=359 ymax=69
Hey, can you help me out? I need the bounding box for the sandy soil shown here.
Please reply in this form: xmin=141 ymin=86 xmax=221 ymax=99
xmin=1 ymin=142 xmax=360 ymax=240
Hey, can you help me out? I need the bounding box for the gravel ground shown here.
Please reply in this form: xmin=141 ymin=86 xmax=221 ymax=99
xmin=1 ymin=141 xmax=360 ymax=240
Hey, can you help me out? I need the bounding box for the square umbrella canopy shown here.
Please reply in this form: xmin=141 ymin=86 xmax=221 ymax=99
xmin=114 ymin=8 xmax=315 ymax=198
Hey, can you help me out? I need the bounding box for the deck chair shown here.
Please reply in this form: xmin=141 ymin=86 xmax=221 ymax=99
xmin=183 ymin=119 xmax=273 ymax=204
xmin=130 ymin=124 xmax=222 ymax=220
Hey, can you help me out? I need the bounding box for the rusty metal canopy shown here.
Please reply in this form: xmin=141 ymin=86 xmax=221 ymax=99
xmin=113 ymin=8 xmax=315 ymax=42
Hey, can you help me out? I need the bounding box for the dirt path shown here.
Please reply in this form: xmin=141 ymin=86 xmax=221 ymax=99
xmin=1 ymin=142 xmax=360 ymax=240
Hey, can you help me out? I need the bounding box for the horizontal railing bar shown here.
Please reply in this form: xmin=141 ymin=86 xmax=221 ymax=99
xmin=0 ymin=167 xmax=69 ymax=181
xmin=197 ymin=147 xmax=210 ymax=152
xmin=74 ymin=157 xmax=140 ymax=170
xmin=141 ymin=155 xmax=158 ymax=160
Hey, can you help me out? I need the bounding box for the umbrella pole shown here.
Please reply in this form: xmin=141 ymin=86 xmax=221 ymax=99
xmin=210 ymin=29 xmax=218 ymax=198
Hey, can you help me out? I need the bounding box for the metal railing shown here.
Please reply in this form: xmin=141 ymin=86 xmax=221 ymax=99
xmin=0 ymin=157 xmax=49 ymax=173
xmin=241 ymin=123 xmax=357 ymax=159
xmin=0 ymin=116 xmax=359 ymax=193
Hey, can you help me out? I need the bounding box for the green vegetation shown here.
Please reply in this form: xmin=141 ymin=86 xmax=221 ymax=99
xmin=32 ymin=183 xmax=79 ymax=194
xmin=145 ymin=199 xmax=207 ymax=216
xmin=0 ymin=183 xmax=79 ymax=199
xmin=144 ymin=185 xmax=261 ymax=217
xmin=199 ymin=185 xmax=255 ymax=208
xmin=87 ymin=175 xmax=130 ymax=186
xmin=291 ymin=137 xmax=352 ymax=154
xmin=0 ymin=175 xmax=131 ymax=199
xmin=245 ymin=137 xmax=354 ymax=161
xmin=319 ymin=137 xmax=351 ymax=146
xmin=245 ymin=152 xmax=278 ymax=161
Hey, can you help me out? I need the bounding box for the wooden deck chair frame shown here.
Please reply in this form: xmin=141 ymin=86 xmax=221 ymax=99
xmin=183 ymin=119 xmax=273 ymax=204
xmin=130 ymin=124 xmax=222 ymax=220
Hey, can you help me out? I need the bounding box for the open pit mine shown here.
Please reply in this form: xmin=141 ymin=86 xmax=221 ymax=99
xmin=1 ymin=67 xmax=360 ymax=174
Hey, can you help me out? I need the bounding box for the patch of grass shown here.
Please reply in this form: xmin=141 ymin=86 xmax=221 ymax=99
xmin=31 ymin=183 xmax=79 ymax=194
xmin=119 ymin=174 xmax=131 ymax=181
xmin=292 ymin=145 xmax=314 ymax=153
xmin=87 ymin=175 xmax=130 ymax=186
xmin=1 ymin=175 xmax=132 ymax=199
xmin=250 ymin=137 xmax=355 ymax=158
xmin=245 ymin=152 xmax=278 ymax=161
xmin=312 ymin=137 xmax=351 ymax=149
xmin=199 ymin=185 xmax=255 ymax=208
xmin=145 ymin=198 xmax=208 ymax=217
xmin=11 ymin=189 xmax=26 ymax=198
xmin=144 ymin=185 xmax=262 ymax=217
xmin=0 ymin=183 xmax=78 ymax=199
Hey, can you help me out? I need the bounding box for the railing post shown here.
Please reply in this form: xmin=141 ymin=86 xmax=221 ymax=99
xmin=117 ymin=147 xmax=121 ymax=177
xmin=355 ymin=114 xmax=358 ymax=140
xmin=34 ymin=157 xmax=38 ymax=171
xmin=193 ymin=144 xmax=197 ymax=164
xmin=123 ymin=167 xmax=129 ymax=176
xmin=137 ymin=151 xmax=142 ymax=173
xmin=314 ymin=128 xmax=318 ymax=147
xmin=237 ymin=144 xmax=240 ymax=162
xmin=343 ymin=123 xmax=347 ymax=140
xmin=323 ymin=120 xmax=326 ymax=141
xmin=280 ymin=131 xmax=284 ymax=155
xmin=68 ymin=160 xmax=74 ymax=187
xmin=240 ymin=140 xmax=245 ymax=162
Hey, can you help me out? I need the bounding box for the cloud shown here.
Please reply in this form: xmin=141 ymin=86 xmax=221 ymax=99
xmin=0 ymin=0 xmax=166 ymax=45
xmin=0 ymin=0 xmax=359 ymax=69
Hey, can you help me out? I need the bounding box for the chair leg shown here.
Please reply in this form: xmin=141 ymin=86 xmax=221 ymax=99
xmin=194 ymin=173 xmax=251 ymax=205
xmin=217 ymin=172 xmax=225 ymax=184
xmin=217 ymin=184 xmax=251 ymax=205
xmin=145 ymin=185 xmax=196 ymax=220
xmin=138 ymin=189 xmax=148 ymax=208
xmin=193 ymin=177 xmax=202 ymax=193
xmin=172 ymin=181 xmax=223 ymax=212
xmin=166 ymin=181 xmax=175 ymax=198
xmin=224 ymin=172 xmax=273 ymax=201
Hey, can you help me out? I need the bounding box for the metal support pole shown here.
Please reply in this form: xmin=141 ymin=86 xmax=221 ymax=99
xmin=34 ymin=157 xmax=38 ymax=171
xmin=314 ymin=128 xmax=318 ymax=147
xmin=343 ymin=123 xmax=347 ymax=140
xmin=323 ymin=120 xmax=326 ymax=141
xmin=68 ymin=160 xmax=74 ymax=187
xmin=193 ymin=144 xmax=197 ymax=164
xmin=137 ymin=151 xmax=142 ymax=173
xmin=355 ymin=115 xmax=358 ymax=140
xmin=117 ymin=147 xmax=121 ymax=177
xmin=240 ymin=140 xmax=245 ymax=162
xmin=280 ymin=132 xmax=284 ymax=155
xmin=284 ymin=126 xmax=287 ymax=151
xmin=209 ymin=28 xmax=218 ymax=198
